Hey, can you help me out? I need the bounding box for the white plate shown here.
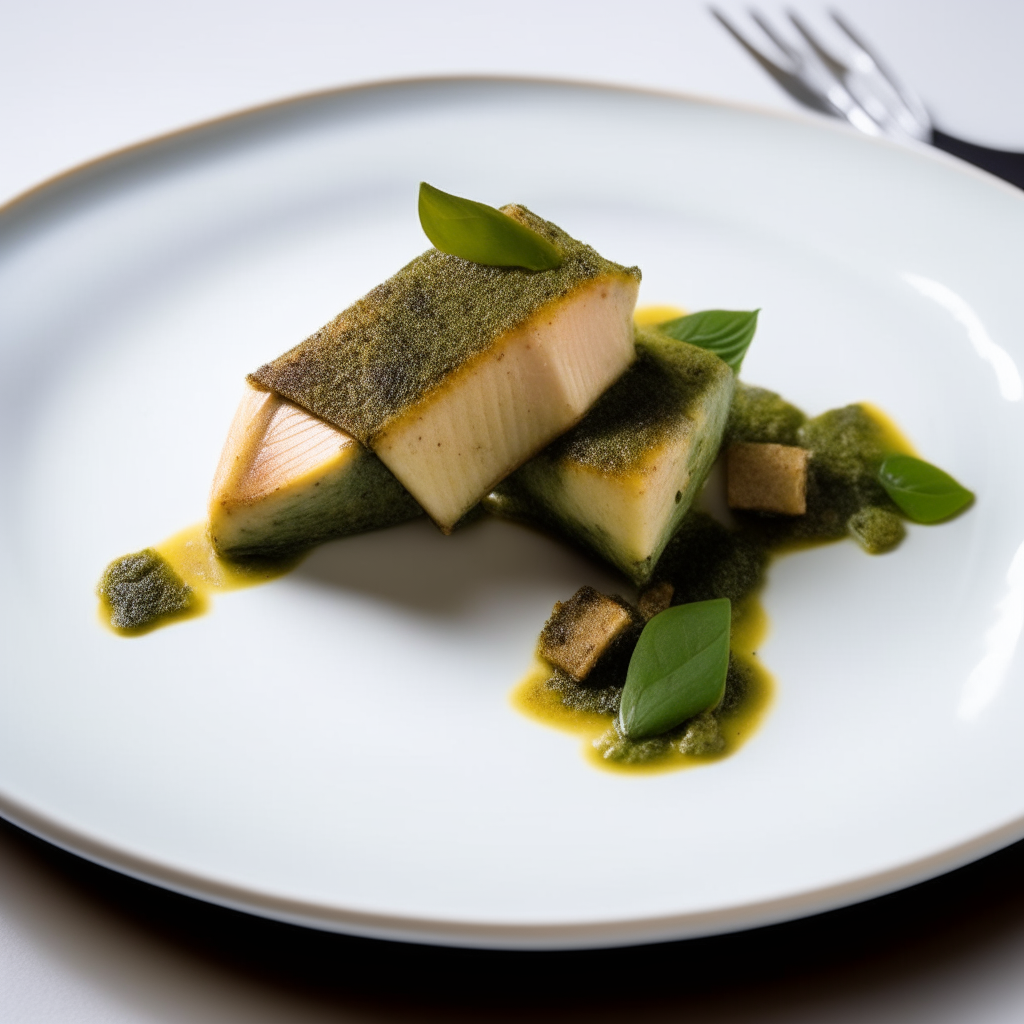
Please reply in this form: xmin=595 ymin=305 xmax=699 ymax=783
xmin=2 ymin=79 xmax=1023 ymax=950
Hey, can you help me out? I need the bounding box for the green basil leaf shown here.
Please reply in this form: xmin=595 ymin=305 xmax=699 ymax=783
xmin=418 ymin=183 xmax=562 ymax=271
xmin=657 ymin=309 xmax=759 ymax=373
xmin=618 ymin=599 xmax=731 ymax=740
xmin=878 ymin=454 xmax=974 ymax=524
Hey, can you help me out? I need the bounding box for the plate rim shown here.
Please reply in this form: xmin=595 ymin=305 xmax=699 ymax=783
xmin=4 ymin=784 xmax=1024 ymax=950
xmin=3 ymin=72 xmax=1021 ymax=226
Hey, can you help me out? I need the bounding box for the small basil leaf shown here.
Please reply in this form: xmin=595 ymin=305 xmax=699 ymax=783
xmin=657 ymin=309 xmax=759 ymax=373
xmin=619 ymin=599 xmax=731 ymax=740
xmin=418 ymin=183 xmax=562 ymax=271
xmin=878 ymin=454 xmax=974 ymax=523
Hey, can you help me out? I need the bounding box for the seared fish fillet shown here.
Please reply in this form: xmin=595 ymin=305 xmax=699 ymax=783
xmin=249 ymin=206 xmax=640 ymax=531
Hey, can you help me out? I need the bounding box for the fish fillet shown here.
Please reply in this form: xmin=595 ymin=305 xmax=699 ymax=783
xmin=249 ymin=205 xmax=640 ymax=531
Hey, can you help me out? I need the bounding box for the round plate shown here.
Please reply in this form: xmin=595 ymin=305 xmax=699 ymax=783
xmin=1 ymin=79 xmax=1023 ymax=950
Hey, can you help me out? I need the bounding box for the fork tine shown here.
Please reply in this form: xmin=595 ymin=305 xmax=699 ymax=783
xmin=748 ymin=10 xmax=801 ymax=62
xmin=710 ymin=8 xmax=837 ymax=115
xmin=710 ymin=8 xmax=791 ymax=70
xmin=787 ymin=11 xmax=848 ymax=76
xmin=829 ymin=10 xmax=931 ymax=125
xmin=828 ymin=11 xmax=882 ymax=67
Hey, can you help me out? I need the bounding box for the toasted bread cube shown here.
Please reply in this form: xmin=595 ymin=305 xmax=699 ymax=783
xmin=727 ymin=442 xmax=809 ymax=515
xmin=539 ymin=586 xmax=633 ymax=682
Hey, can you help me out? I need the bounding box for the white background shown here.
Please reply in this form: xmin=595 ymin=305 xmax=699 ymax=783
xmin=3 ymin=1 xmax=1024 ymax=1020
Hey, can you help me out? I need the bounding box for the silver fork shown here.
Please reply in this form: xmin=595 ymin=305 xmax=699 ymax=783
xmin=712 ymin=9 xmax=1024 ymax=190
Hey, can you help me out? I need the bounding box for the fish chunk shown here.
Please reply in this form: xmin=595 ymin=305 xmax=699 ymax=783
xmin=249 ymin=206 xmax=640 ymax=532
xmin=486 ymin=327 xmax=735 ymax=584
xmin=209 ymin=385 xmax=421 ymax=561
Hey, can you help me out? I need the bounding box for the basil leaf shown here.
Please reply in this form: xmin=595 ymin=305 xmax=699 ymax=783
xmin=878 ymin=454 xmax=974 ymax=523
xmin=619 ymin=599 xmax=731 ymax=740
xmin=418 ymin=183 xmax=562 ymax=271
xmin=657 ymin=309 xmax=759 ymax=373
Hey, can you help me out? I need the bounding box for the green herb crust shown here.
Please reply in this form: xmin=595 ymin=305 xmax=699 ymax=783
xmin=248 ymin=206 xmax=641 ymax=445
xmin=212 ymin=446 xmax=422 ymax=562
xmin=98 ymin=549 xmax=196 ymax=632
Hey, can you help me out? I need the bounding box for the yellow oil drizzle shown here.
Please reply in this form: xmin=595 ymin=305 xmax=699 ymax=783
xmin=513 ymin=592 xmax=774 ymax=775
xmin=633 ymin=304 xmax=686 ymax=327
xmin=862 ymin=402 xmax=918 ymax=456
xmin=155 ymin=522 xmax=295 ymax=593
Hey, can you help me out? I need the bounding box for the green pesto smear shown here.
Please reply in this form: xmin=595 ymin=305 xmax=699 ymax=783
xmin=97 ymin=549 xmax=197 ymax=633
xmin=514 ymin=592 xmax=771 ymax=774
xmin=97 ymin=523 xmax=296 ymax=635
xmin=723 ymin=384 xmax=911 ymax=552
xmin=516 ymin=385 xmax=919 ymax=773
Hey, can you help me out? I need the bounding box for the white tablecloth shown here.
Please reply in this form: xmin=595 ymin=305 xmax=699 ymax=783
xmin=3 ymin=1 xmax=1024 ymax=1019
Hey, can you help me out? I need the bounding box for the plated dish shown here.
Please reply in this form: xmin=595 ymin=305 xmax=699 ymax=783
xmin=1 ymin=79 xmax=1023 ymax=948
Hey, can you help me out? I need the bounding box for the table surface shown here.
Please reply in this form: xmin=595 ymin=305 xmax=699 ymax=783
xmin=4 ymin=1 xmax=1024 ymax=1019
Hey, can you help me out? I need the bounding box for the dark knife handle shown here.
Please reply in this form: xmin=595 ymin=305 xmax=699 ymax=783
xmin=931 ymin=129 xmax=1024 ymax=190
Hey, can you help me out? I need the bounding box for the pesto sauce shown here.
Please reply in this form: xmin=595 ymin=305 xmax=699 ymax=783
xmin=97 ymin=549 xmax=197 ymax=633
xmin=97 ymin=523 xmax=296 ymax=635
xmin=516 ymin=386 xmax=917 ymax=773
xmin=514 ymin=593 xmax=772 ymax=774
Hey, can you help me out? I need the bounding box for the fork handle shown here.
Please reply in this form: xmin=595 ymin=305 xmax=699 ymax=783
xmin=930 ymin=129 xmax=1024 ymax=190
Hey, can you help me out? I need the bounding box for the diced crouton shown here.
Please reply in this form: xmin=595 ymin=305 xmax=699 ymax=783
xmin=727 ymin=442 xmax=809 ymax=515
xmin=637 ymin=581 xmax=674 ymax=621
xmin=539 ymin=586 xmax=633 ymax=682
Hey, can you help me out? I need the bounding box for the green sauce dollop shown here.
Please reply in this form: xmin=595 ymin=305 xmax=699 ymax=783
xmin=98 ymin=549 xmax=196 ymax=632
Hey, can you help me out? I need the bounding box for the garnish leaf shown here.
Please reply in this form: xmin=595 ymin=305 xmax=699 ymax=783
xmin=878 ymin=454 xmax=974 ymax=523
xmin=619 ymin=599 xmax=731 ymax=740
xmin=657 ymin=309 xmax=759 ymax=373
xmin=418 ymin=182 xmax=562 ymax=271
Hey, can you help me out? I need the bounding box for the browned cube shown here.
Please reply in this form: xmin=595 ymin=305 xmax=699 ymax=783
xmin=539 ymin=586 xmax=633 ymax=682
xmin=727 ymin=442 xmax=809 ymax=516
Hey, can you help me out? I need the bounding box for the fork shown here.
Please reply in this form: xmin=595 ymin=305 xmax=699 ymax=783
xmin=712 ymin=9 xmax=1024 ymax=190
